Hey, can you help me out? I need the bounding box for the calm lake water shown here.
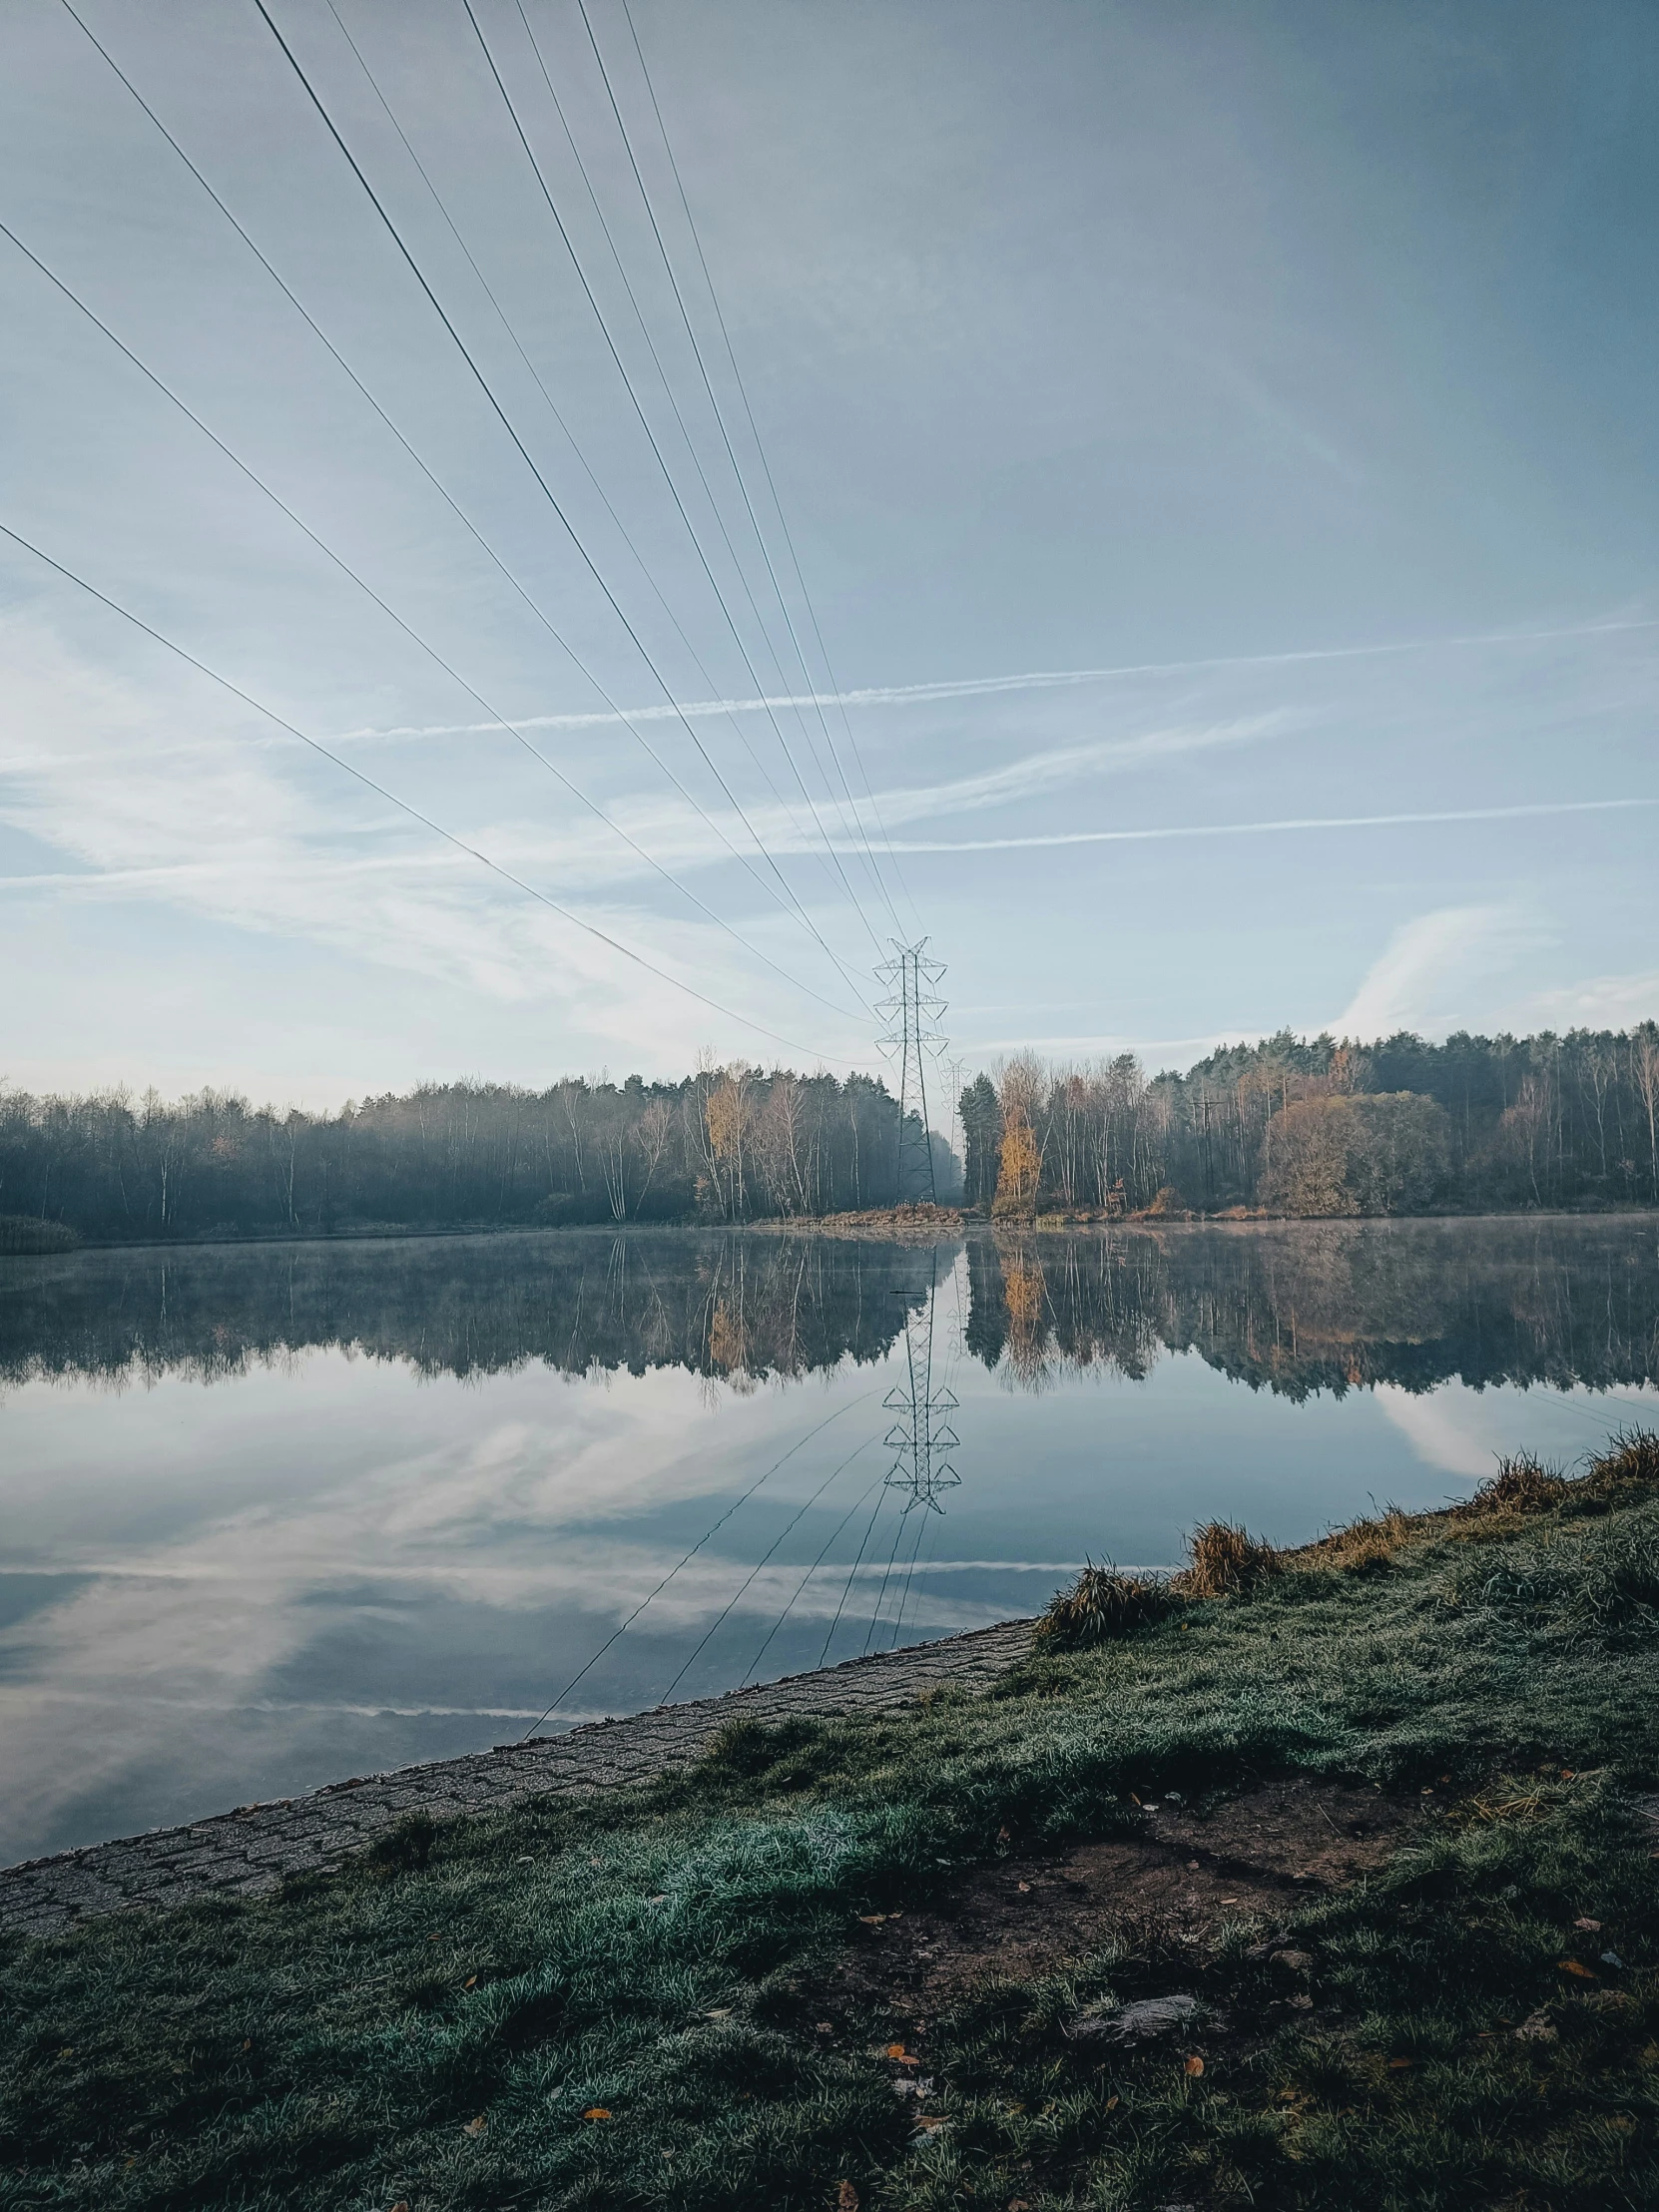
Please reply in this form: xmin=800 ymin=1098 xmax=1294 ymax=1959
xmin=2 ymin=1216 xmax=1656 ymax=1864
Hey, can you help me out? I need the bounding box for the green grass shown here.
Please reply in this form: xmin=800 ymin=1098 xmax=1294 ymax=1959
xmin=4 ymin=1438 xmax=1659 ymax=2209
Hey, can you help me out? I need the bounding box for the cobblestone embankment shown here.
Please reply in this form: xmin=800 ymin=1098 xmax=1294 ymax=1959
xmin=0 ymin=1621 xmax=1032 ymax=1941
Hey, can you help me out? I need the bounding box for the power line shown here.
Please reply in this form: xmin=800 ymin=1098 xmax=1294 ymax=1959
xmin=618 ymin=0 xmax=921 ymax=935
xmin=251 ymin=0 xmax=875 ymax=1009
xmin=576 ymin=0 xmax=905 ymax=935
xmin=318 ymin=0 xmax=868 ymax=971
xmin=535 ymin=0 xmax=894 ymax=935
xmin=0 ymin=516 xmax=854 ymax=1066
xmin=0 ymin=208 xmax=865 ymax=1023
xmin=504 ymin=0 xmax=840 ymax=911
xmin=463 ymin=0 xmax=887 ymax=961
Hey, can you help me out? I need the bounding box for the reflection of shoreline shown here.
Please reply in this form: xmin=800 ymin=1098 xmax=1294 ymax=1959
xmin=3 ymin=1217 xmax=1656 ymax=1400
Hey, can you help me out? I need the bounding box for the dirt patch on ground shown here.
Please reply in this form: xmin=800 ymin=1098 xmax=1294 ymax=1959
xmin=820 ymin=1775 xmax=1423 ymax=2026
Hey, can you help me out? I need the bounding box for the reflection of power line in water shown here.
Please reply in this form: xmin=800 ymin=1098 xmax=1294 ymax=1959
xmin=738 ymin=1463 xmax=890 ymax=1688
xmin=658 ymin=1434 xmax=879 ymax=1702
xmin=819 ymin=1482 xmax=891 ymax=1668
xmin=862 ymin=1258 xmax=960 ymax=1649
xmin=519 ymin=1390 xmax=873 ymax=1738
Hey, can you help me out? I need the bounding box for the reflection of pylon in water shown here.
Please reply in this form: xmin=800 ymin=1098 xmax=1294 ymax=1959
xmin=876 ymin=939 xmax=948 ymax=1203
xmin=882 ymin=1262 xmax=959 ymax=1515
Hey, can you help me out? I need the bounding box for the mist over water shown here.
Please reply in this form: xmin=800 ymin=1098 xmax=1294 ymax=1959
xmin=2 ymin=1216 xmax=1656 ymax=1864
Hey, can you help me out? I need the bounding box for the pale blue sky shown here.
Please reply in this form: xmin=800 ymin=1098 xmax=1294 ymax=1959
xmin=2 ymin=0 xmax=1656 ymax=1104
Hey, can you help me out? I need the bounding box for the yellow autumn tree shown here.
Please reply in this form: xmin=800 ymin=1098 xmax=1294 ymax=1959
xmin=992 ymin=1117 xmax=1041 ymax=1217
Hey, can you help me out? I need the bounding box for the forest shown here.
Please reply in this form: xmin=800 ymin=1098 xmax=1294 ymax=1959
xmin=0 ymin=1066 xmax=952 ymax=1244
xmin=960 ymin=1022 xmax=1659 ymax=1219
xmin=1 ymin=1022 xmax=1655 ymax=1244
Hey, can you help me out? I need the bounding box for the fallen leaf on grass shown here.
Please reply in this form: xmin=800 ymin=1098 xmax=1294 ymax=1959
xmin=857 ymin=1914 xmax=887 ymax=1927
xmin=1184 ymin=2055 xmax=1205 ymax=2076
xmin=1574 ymin=1917 xmax=1602 ymax=1931
xmin=462 ymin=2116 xmax=486 ymax=2137
xmin=1387 ymin=2057 xmax=1413 ymax=2070
xmin=704 ymin=2007 xmax=733 ymax=2019
xmin=884 ymin=2043 xmax=920 ymax=2066
xmin=1558 ymin=1958 xmax=1598 ymax=1979
xmin=582 ymin=2107 xmax=612 ymax=2121
xmin=464 ymin=1975 xmax=478 ymax=1989
xmin=1105 ymin=2095 xmax=1119 ymax=2110
xmin=837 ymin=2185 xmax=859 ymax=2212
xmin=1016 ymin=1882 xmax=1031 ymax=1895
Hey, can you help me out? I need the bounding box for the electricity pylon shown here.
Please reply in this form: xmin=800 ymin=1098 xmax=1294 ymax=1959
xmin=875 ymin=938 xmax=948 ymax=1203
xmin=882 ymin=1257 xmax=959 ymax=1516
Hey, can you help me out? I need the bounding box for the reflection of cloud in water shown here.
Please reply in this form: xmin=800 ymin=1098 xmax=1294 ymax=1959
xmin=1374 ymin=1381 xmax=1659 ymax=1480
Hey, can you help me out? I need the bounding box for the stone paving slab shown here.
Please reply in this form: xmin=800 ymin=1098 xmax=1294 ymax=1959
xmin=0 ymin=1620 xmax=1032 ymax=1941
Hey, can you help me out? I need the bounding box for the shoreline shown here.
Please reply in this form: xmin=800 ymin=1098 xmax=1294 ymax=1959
xmin=4 ymin=1432 xmax=1657 ymax=2206
xmin=5 ymin=1200 xmax=1657 ymax=1260
xmin=0 ymin=1621 xmax=1032 ymax=1939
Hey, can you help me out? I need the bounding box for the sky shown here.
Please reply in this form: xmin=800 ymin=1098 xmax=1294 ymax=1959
xmin=2 ymin=0 xmax=1656 ymax=1109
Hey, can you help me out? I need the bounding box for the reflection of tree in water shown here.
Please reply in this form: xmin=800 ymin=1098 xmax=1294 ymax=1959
xmin=965 ymin=1217 xmax=1659 ymax=1396
xmin=0 ymin=1231 xmax=939 ymax=1391
xmin=6 ymin=1217 xmax=1657 ymax=1402
xmin=995 ymin=1238 xmax=1053 ymax=1389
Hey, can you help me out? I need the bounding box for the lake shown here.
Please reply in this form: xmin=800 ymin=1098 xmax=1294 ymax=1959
xmin=2 ymin=1215 xmax=1656 ymax=1865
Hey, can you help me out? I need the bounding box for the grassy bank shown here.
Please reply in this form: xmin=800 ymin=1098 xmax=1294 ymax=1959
xmin=4 ymin=1438 xmax=1659 ymax=2210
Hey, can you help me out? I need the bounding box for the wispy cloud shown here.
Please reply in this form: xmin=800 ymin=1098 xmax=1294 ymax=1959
xmin=328 ymin=617 xmax=1658 ymax=746
xmin=1336 ymin=905 xmax=1551 ymax=1039
xmin=862 ymin=797 xmax=1654 ymax=853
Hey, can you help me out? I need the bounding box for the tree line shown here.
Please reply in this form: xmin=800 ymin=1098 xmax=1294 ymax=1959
xmin=0 ymin=1066 xmax=955 ymax=1244
xmin=958 ymin=1023 xmax=1659 ymax=1218
xmin=3 ymin=1020 xmax=1656 ymax=1244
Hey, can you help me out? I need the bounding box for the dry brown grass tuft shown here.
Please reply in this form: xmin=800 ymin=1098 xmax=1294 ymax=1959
xmin=1035 ymin=1565 xmax=1176 ymax=1648
xmin=1582 ymin=1425 xmax=1659 ymax=1496
xmin=1174 ymin=1520 xmax=1282 ymax=1599
xmin=1294 ymin=1506 xmax=1414 ymax=1574
xmin=1458 ymin=1450 xmax=1569 ymax=1520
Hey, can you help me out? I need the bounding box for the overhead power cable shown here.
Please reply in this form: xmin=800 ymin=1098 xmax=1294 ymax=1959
xmin=0 ymin=212 xmax=861 ymax=1025
xmin=618 ymin=0 xmax=921 ymax=934
xmin=515 ymin=0 xmax=889 ymax=935
xmin=0 ymin=517 xmax=852 ymax=1066
xmin=464 ymin=0 xmax=887 ymax=960
xmin=56 ymin=0 xmax=862 ymax=1016
xmin=318 ymin=0 xmax=859 ymax=948
xmin=575 ymin=0 xmax=903 ymax=932
xmin=251 ymin=0 xmax=874 ymax=1008
xmin=500 ymin=6 xmax=833 ymax=914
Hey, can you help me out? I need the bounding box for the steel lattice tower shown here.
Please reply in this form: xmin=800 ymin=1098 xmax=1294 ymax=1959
xmin=875 ymin=938 xmax=948 ymax=1204
xmin=882 ymin=1255 xmax=959 ymax=1516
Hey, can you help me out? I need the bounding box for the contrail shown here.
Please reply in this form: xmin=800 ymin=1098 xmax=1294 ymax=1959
xmin=332 ymin=617 xmax=1658 ymax=745
xmin=862 ymin=797 xmax=1657 ymax=854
